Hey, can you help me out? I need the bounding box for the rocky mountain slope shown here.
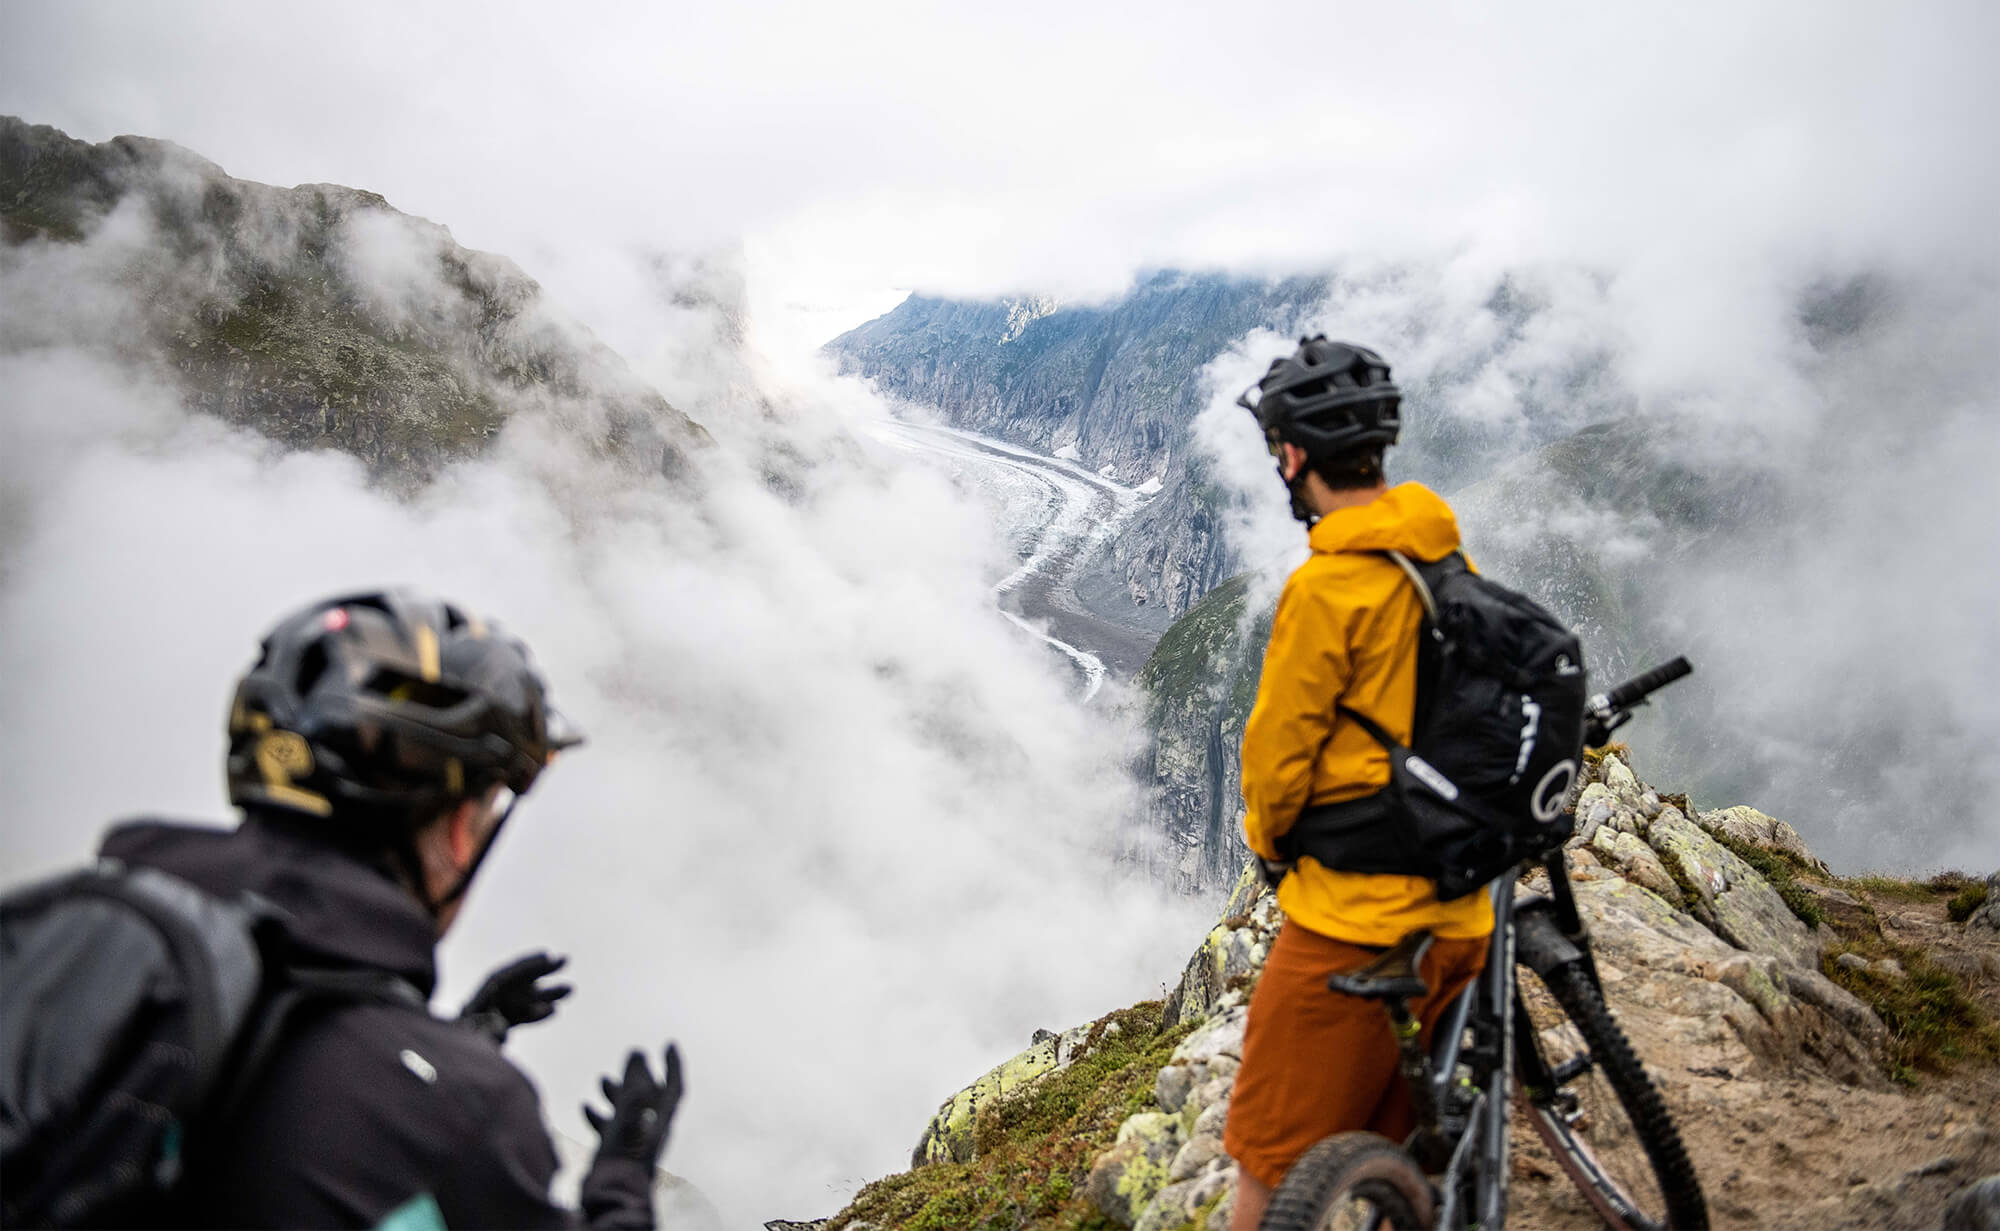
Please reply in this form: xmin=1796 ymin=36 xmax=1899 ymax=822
xmin=823 ymin=269 xmax=1648 ymax=630
xmin=827 ymin=272 xmax=1328 ymax=622
xmin=0 ymin=116 xmax=706 ymax=484
xmin=817 ymin=750 xmax=2000 ymax=1231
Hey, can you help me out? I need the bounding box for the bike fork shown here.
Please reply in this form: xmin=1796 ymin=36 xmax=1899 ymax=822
xmin=1476 ymin=883 xmax=1517 ymax=1228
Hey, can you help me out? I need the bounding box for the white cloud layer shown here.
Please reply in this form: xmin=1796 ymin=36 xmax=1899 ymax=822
xmin=0 ymin=206 xmax=1205 ymax=1224
xmin=3 ymin=0 xmax=1994 ymax=350
xmin=1189 ymin=255 xmax=2000 ymax=874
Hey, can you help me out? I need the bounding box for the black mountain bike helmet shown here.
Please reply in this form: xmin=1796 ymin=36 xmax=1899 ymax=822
xmin=1236 ymin=336 xmax=1401 ymax=459
xmin=226 ymin=589 xmax=581 ymax=832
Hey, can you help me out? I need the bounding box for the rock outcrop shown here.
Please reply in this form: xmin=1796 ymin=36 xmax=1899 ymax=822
xmin=1 ymin=116 xmax=706 ymax=485
xmin=827 ymin=752 xmax=2000 ymax=1231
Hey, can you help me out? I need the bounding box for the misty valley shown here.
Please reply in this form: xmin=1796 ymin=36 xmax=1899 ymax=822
xmin=3 ymin=114 xmax=1997 ymax=1231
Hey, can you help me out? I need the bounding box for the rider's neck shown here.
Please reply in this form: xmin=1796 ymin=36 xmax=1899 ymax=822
xmin=1300 ymin=475 xmax=1388 ymax=520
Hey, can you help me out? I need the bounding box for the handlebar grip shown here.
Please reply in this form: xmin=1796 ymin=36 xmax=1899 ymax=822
xmin=1603 ymin=656 xmax=1693 ymax=711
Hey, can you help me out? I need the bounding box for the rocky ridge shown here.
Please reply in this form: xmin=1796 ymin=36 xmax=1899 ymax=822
xmin=0 ymin=116 xmax=706 ymax=484
xmin=820 ymin=750 xmax=2000 ymax=1231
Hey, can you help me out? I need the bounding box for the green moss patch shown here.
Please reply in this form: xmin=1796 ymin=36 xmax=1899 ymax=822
xmin=1844 ymin=874 xmax=1946 ymax=904
xmin=1658 ymin=849 xmax=1707 ymax=913
xmin=831 ymin=1003 xmax=1197 ymax=1231
xmin=1947 ymin=883 xmax=1990 ymax=923
xmin=1823 ymin=943 xmax=2000 ymax=1085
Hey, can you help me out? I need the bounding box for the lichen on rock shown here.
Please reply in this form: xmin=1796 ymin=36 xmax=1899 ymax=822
xmin=910 ymin=1019 xmax=1101 ymax=1165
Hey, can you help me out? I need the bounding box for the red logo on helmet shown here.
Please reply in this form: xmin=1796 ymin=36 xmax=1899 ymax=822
xmin=323 ymin=608 xmax=351 ymax=632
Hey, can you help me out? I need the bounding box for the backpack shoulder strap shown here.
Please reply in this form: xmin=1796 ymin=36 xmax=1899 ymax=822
xmin=1381 ymin=550 xmax=1440 ymax=624
xmin=204 ymin=967 xmax=427 ymax=1129
xmin=1337 ymin=549 xmax=1467 ymax=751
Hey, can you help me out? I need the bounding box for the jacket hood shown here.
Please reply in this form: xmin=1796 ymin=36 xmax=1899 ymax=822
xmin=1307 ymin=482 xmax=1461 ymax=561
xmin=98 ymin=818 xmax=438 ymax=996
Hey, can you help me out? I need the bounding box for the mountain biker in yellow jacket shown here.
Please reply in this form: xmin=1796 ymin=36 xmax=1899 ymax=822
xmin=1222 ymin=339 xmax=1491 ymax=1231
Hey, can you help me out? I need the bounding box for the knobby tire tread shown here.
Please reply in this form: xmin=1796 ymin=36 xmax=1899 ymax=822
xmin=1260 ymin=1132 xmax=1433 ymax=1231
xmin=1538 ymin=961 xmax=1708 ymax=1230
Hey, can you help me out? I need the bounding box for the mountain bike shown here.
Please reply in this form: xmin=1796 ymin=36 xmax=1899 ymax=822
xmin=1259 ymin=657 xmax=1708 ymax=1231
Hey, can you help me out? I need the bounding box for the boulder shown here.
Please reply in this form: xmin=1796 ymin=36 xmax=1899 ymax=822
xmin=1573 ymin=782 xmax=1617 ymax=845
xmin=1134 ymin=1162 xmax=1235 ymax=1231
xmin=1162 ymin=869 xmax=1280 ymax=1029
xmin=1086 ymin=1113 xmax=1181 ymax=1228
xmin=1942 ymin=1174 xmax=2000 ymax=1230
xmin=1699 ymin=805 xmax=1831 ymax=873
xmin=1602 ymin=753 xmax=1644 ymax=807
xmin=1650 ymin=810 xmax=1823 ymax=971
xmin=911 ymin=1019 xmax=1097 ymax=1164
xmin=1797 ymin=881 xmax=1881 ymax=939
xmin=1591 ymin=825 xmax=1685 ymax=903
xmin=1969 ymin=873 xmax=2000 ymax=932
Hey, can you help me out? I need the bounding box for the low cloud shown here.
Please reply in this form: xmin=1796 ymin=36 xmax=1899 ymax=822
xmin=1194 ymin=255 xmax=2000 ymax=875
xmin=0 ymin=210 xmax=1206 ymax=1223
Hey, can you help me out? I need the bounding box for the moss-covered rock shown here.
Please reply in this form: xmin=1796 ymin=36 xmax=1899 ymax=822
xmin=912 ymin=1020 xmax=1101 ymax=1165
xmin=1086 ymin=1113 xmax=1180 ymax=1227
xmin=1 ymin=115 xmax=706 ymax=485
xmin=1160 ymin=863 xmax=1279 ymax=1029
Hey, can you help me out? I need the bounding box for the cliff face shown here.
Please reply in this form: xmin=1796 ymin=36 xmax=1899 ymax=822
xmin=828 ymin=272 xmax=1328 ymax=622
xmin=0 ymin=116 xmax=705 ymax=484
xmin=1134 ymin=576 xmax=1269 ymax=895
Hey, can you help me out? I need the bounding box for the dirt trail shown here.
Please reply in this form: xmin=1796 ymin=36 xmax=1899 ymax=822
xmin=1510 ymin=889 xmax=2000 ymax=1229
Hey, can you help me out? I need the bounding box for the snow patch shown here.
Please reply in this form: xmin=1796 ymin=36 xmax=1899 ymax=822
xmin=1135 ymin=475 xmax=1164 ymax=496
xmin=1054 ymin=443 xmax=1082 ymax=462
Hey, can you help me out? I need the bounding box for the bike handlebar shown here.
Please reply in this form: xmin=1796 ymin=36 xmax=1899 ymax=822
xmin=1602 ymin=656 xmax=1692 ymax=712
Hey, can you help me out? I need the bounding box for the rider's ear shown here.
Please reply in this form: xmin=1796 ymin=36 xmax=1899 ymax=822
xmin=447 ymin=797 xmax=485 ymax=865
xmin=1282 ymin=442 xmax=1308 ymax=482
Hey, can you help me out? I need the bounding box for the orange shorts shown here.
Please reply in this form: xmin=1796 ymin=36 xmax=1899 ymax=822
xmin=1223 ymin=922 xmax=1488 ymax=1188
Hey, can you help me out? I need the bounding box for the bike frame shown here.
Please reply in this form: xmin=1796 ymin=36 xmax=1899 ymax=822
xmin=1414 ymin=850 xmax=1598 ymax=1230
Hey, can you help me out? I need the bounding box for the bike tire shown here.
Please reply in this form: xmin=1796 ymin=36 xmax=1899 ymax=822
xmin=1523 ymin=961 xmax=1708 ymax=1230
xmin=1259 ymin=1131 xmax=1435 ymax=1231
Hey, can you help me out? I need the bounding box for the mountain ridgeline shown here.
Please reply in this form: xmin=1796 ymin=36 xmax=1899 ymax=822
xmin=0 ymin=116 xmax=706 ymax=485
xmin=828 ymin=273 xmax=1329 ymax=621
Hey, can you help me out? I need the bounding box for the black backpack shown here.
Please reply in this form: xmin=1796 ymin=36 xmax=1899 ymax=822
xmin=1278 ymin=550 xmax=1587 ymax=900
xmin=0 ymin=858 xmax=421 ymax=1227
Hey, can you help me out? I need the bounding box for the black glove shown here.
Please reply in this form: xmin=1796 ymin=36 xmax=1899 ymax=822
xmin=583 ymin=1044 xmax=684 ymax=1171
xmin=458 ymin=952 xmax=571 ymax=1043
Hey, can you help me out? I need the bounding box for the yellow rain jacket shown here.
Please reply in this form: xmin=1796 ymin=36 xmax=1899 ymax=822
xmin=1240 ymin=483 xmax=1495 ymax=947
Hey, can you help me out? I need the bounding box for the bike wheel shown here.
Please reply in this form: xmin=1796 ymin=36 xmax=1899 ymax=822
xmin=1519 ymin=961 xmax=1708 ymax=1230
xmin=1259 ymin=1132 xmax=1435 ymax=1231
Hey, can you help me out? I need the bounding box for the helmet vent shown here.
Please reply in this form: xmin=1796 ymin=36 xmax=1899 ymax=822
xmin=295 ymin=642 xmax=330 ymax=697
xmin=364 ymin=667 xmax=467 ymax=709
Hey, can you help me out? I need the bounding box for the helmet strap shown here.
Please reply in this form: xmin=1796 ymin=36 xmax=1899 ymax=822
xmin=1279 ymin=461 xmax=1320 ymax=526
xmin=428 ymin=793 xmax=518 ymax=915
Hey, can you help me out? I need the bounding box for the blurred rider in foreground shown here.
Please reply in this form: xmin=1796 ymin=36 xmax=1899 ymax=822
xmin=97 ymin=590 xmax=678 ymax=1228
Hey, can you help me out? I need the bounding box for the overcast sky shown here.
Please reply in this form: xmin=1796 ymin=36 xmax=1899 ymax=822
xmin=5 ymin=0 xmax=1994 ymax=353
xmin=4 ymin=2 xmax=1999 ymax=1215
